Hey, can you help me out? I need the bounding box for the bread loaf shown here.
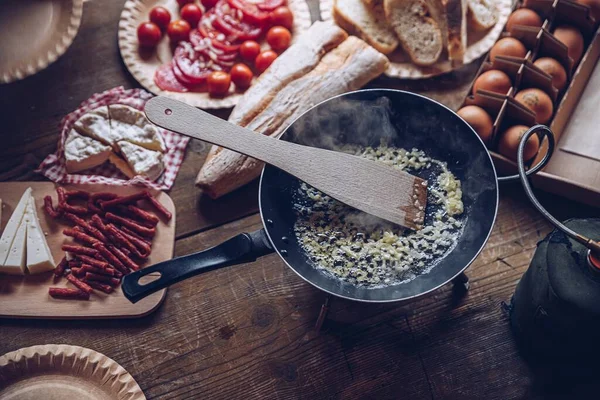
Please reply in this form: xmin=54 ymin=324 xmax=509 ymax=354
xmin=227 ymin=21 xmax=347 ymax=128
xmin=467 ymin=0 xmax=497 ymax=31
xmin=333 ymin=0 xmax=399 ymax=54
xmin=195 ymin=37 xmax=389 ymax=198
xmin=383 ymin=0 xmax=443 ymax=66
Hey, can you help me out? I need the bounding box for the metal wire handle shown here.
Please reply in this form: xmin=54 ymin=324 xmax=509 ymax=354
xmin=510 ymin=125 xmax=600 ymax=259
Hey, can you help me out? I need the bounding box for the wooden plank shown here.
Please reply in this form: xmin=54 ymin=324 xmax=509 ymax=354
xmin=1 ymin=188 xmax=598 ymax=398
xmin=0 ymin=182 xmax=173 ymax=319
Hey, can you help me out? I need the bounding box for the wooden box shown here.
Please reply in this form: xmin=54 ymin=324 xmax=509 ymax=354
xmin=461 ymin=0 xmax=600 ymax=206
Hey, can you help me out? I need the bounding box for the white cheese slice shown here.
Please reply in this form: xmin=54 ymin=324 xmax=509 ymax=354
xmin=25 ymin=196 xmax=56 ymax=274
xmin=0 ymin=201 xmax=31 ymax=275
xmin=73 ymin=106 xmax=121 ymax=147
xmin=0 ymin=188 xmax=32 ymax=266
xmin=116 ymin=141 xmax=165 ymax=181
xmin=64 ymin=129 xmax=112 ymax=173
xmin=109 ymin=105 xmax=166 ymax=152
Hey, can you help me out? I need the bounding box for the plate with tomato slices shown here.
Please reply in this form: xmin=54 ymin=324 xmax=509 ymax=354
xmin=118 ymin=0 xmax=311 ymax=109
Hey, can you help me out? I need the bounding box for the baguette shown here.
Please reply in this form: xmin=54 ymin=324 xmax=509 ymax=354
xmin=466 ymin=0 xmax=496 ymax=31
xmin=227 ymin=21 xmax=347 ymax=128
xmin=443 ymin=0 xmax=467 ymax=65
xmin=333 ymin=0 xmax=399 ymax=54
xmin=195 ymin=37 xmax=389 ymax=198
xmin=383 ymin=0 xmax=443 ymax=66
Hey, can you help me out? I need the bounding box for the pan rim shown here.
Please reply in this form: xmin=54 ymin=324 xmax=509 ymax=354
xmin=258 ymin=88 xmax=500 ymax=303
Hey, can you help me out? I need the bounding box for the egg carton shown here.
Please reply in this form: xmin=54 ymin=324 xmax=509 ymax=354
xmin=459 ymin=0 xmax=600 ymax=206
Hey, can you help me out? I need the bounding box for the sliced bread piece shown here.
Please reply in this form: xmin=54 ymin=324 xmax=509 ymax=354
xmin=333 ymin=0 xmax=399 ymax=54
xmin=195 ymin=37 xmax=389 ymax=198
xmin=467 ymin=0 xmax=496 ymax=31
xmin=64 ymin=129 xmax=112 ymax=173
xmin=444 ymin=0 xmax=467 ymax=65
xmin=384 ymin=0 xmax=443 ymax=66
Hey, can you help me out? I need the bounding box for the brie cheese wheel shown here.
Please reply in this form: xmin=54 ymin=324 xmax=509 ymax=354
xmin=116 ymin=141 xmax=165 ymax=181
xmin=64 ymin=129 xmax=112 ymax=173
xmin=72 ymin=106 xmax=119 ymax=146
xmin=0 ymin=197 xmax=32 ymax=275
xmin=0 ymin=188 xmax=32 ymax=266
xmin=108 ymin=105 xmax=166 ymax=152
xmin=25 ymin=196 xmax=55 ymax=274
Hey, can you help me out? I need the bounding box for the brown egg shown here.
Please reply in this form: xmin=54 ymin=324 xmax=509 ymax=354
xmin=457 ymin=105 xmax=494 ymax=143
xmin=473 ymin=70 xmax=513 ymax=95
xmin=533 ymin=57 xmax=568 ymax=91
xmin=490 ymin=38 xmax=528 ymax=62
xmin=506 ymin=9 xmax=543 ymax=34
xmin=514 ymin=88 xmax=554 ymax=124
xmin=553 ymin=25 xmax=585 ymax=63
xmin=576 ymin=0 xmax=600 ymax=21
xmin=498 ymin=125 xmax=540 ymax=161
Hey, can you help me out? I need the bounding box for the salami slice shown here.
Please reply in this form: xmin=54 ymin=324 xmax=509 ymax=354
xmin=154 ymin=63 xmax=188 ymax=92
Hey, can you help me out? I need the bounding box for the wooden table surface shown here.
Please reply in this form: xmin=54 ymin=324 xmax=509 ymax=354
xmin=1 ymin=1 xmax=599 ymax=399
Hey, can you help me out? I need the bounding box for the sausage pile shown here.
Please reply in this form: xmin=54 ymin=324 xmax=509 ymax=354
xmin=44 ymin=188 xmax=171 ymax=300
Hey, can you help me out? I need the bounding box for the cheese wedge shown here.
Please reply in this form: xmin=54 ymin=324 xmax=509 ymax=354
xmin=109 ymin=105 xmax=166 ymax=152
xmin=0 ymin=188 xmax=32 ymax=266
xmin=73 ymin=106 xmax=117 ymax=146
xmin=0 ymin=201 xmax=31 ymax=275
xmin=108 ymin=153 xmax=136 ymax=178
xmin=25 ymin=196 xmax=55 ymax=274
xmin=114 ymin=141 xmax=165 ymax=181
xmin=64 ymin=129 xmax=112 ymax=173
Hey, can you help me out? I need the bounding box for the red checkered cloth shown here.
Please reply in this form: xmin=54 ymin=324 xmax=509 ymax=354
xmin=36 ymin=87 xmax=189 ymax=190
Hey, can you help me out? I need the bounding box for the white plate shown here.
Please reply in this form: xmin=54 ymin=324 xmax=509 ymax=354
xmin=0 ymin=0 xmax=84 ymax=84
xmin=320 ymin=0 xmax=513 ymax=79
xmin=119 ymin=0 xmax=312 ymax=109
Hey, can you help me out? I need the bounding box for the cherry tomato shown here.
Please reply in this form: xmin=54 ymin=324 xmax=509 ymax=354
xmin=177 ymin=0 xmax=194 ymax=6
xmin=255 ymin=50 xmax=277 ymax=73
xmin=167 ymin=20 xmax=191 ymax=43
xmin=201 ymin=0 xmax=219 ymax=9
xmin=230 ymin=63 xmax=254 ymax=89
xmin=181 ymin=4 xmax=203 ymax=27
xmin=207 ymin=71 xmax=231 ymax=96
xmin=239 ymin=40 xmax=261 ymax=62
xmin=149 ymin=7 xmax=171 ymax=31
xmin=266 ymin=26 xmax=291 ymax=52
xmin=137 ymin=22 xmax=162 ymax=47
xmin=270 ymin=6 xmax=293 ymax=29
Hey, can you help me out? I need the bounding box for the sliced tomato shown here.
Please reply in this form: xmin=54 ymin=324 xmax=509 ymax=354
xmin=174 ymin=42 xmax=214 ymax=84
xmin=155 ymin=63 xmax=189 ymax=92
xmin=227 ymin=0 xmax=269 ymax=25
xmin=256 ymin=0 xmax=285 ymax=11
xmin=214 ymin=0 xmax=263 ymax=41
xmin=199 ymin=12 xmax=243 ymax=45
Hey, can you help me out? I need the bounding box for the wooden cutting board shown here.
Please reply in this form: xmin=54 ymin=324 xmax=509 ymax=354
xmin=0 ymin=182 xmax=174 ymax=319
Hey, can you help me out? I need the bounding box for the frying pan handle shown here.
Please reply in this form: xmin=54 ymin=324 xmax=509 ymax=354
xmin=122 ymin=229 xmax=273 ymax=303
xmin=496 ymin=125 xmax=555 ymax=182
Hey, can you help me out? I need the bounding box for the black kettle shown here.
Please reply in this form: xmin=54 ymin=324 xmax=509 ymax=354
xmin=505 ymin=126 xmax=600 ymax=371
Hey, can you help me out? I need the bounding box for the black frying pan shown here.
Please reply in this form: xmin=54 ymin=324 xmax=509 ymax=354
xmin=122 ymin=89 xmax=500 ymax=303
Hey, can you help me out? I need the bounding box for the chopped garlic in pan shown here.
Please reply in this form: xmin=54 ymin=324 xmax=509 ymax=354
xmin=293 ymin=144 xmax=465 ymax=287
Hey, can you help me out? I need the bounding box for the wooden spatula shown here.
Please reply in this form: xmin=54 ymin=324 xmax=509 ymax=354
xmin=145 ymin=96 xmax=427 ymax=230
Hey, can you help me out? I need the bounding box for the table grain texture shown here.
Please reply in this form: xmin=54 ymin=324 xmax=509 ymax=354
xmin=1 ymin=1 xmax=599 ymax=399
